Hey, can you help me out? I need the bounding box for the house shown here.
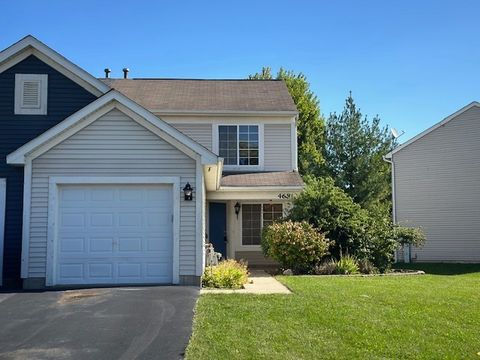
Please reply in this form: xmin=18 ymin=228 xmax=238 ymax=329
xmin=385 ymin=102 xmax=480 ymax=263
xmin=0 ymin=36 xmax=302 ymax=289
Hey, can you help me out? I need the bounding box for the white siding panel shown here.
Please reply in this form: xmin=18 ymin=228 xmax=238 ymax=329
xmin=394 ymin=106 xmax=480 ymax=262
xmin=264 ymin=123 xmax=292 ymax=171
xmin=171 ymin=123 xmax=212 ymax=151
xmin=29 ymin=109 xmax=197 ymax=278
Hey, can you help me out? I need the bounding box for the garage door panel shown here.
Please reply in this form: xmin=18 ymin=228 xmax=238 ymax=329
xmin=118 ymin=212 xmax=143 ymax=227
xmin=59 ymin=237 xmax=86 ymax=253
xmin=59 ymin=263 xmax=84 ymax=280
xmin=61 ymin=212 xmax=86 ymax=227
xmin=88 ymin=263 xmax=113 ymax=278
xmin=55 ymin=184 xmax=173 ymax=285
xmin=90 ymin=213 xmax=114 ymax=227
xmin=61 ymin=188 xmax=86 ymax=202
xmin=90 ymin=237 xmax=114 ymax=253
xmin=118 ymin=237 xmax=142 ymax=252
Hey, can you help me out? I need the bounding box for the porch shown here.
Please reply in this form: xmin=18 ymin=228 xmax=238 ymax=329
xmin=205 ymin=171 xmax=304 ymax=268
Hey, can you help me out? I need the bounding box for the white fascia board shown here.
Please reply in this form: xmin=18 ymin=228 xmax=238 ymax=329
xmin=0 ymin=35 xmax=110 ymax=95
xmin=7 ymin=90 xmax=219 ymax=165
xmin=385 ymin=101 xmax=480 ymax=158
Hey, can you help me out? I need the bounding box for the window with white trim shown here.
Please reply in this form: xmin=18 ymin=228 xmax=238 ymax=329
xmin=218 ymin=125 xmax=259 ymax=166
xmin=15 ymin=74 xmax=48 ymax=115
xmin=242 ymin=203 xmax=283 ymax=245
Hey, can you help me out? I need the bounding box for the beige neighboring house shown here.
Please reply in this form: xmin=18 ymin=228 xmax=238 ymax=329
xmin=385 ymin=102 xmax=480 ymax=263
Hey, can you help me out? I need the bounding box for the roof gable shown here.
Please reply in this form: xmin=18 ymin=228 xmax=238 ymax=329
xmin=0 ymin=35 xmax=110 ymax=96
xmin=6 ymin=90 xmax=219 ymax=166
xmin=386 ymin=101 xmax=480 ymax=158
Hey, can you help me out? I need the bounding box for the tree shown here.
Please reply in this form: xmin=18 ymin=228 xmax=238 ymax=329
xmin=323 ymin=93 xmax=395 ymax=210
xmin=249 ymin=67 xmax=325 ymax=176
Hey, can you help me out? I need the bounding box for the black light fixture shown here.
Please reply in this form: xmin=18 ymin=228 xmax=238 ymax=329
xmin=234 ymin=202 xmax=241 ymax=218
xmin=183 ymin=183 xmax=193 ymax=201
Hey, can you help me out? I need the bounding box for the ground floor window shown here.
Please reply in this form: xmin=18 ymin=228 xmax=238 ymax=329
xmin=241 ymin=203 xmax=283 ymax=245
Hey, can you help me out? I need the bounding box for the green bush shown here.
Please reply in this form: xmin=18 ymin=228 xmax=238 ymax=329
xmin=334 ymin=255 xmax=359 ymax=274
xmin=261 ymin=220 xmax=330 ymax=273
xmin=202 ymin=260 xmax=249 ymax=289
xmin=314 ymin=259 xmax=337 ymax=275
xmin=288 ymin=176 xmax=425 ymax=272
xmin=357 ymin=258 xmax=377 ymax=274
xmin=287 ymin=176 xmax=369 ymax=259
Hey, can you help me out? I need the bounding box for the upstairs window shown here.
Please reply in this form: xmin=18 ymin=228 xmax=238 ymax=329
xmin=15 ymin=74 xmax=48 ymax=115
xmin=218 ymin=125 xmax=260 ymax=167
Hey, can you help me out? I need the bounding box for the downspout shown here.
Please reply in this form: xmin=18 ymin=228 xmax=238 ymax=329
xmin=383 ymin=154 xmax=408 ymax=263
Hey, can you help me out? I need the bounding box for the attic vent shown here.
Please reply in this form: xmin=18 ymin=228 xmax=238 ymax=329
xmin=22 ymin=81 xmax=41 ymax=107
xmin=15 ymin=74 xmax=48 ymax=115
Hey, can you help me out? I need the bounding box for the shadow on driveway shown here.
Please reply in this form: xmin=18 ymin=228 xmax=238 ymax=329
xmin=0 ymin=286 xmax=199 ymax=360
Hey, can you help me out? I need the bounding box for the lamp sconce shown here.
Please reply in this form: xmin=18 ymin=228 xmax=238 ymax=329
xmin=234 ymin=202 xmax=241 ymax=218
xmin=183 ymin=183 xmax=193 ymax=201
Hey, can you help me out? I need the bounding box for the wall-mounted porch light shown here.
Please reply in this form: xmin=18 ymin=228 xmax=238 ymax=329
xmin=234 ymin=202 xmax=241 ymax=218
xmin=183 ymin=183 xmax=193 ymax=201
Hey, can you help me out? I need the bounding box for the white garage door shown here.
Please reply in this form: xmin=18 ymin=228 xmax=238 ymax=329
xmin=55 ymin=184 xmax=173 ymax=285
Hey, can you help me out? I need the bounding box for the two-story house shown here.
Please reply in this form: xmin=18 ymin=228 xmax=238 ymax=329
xmin=0 ymin=36 xmax=302 ymax=289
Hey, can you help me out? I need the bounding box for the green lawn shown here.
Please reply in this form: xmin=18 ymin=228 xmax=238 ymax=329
xmin=186 ymin=264 xmax=480 ymax=359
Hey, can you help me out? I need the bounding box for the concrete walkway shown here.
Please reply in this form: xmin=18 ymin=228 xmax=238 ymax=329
xmin=201 ymin=270 xmax=291 ymax=294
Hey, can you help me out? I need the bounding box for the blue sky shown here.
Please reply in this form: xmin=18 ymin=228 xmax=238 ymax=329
xmin=2 ymin=0 xmax=479 ymax=141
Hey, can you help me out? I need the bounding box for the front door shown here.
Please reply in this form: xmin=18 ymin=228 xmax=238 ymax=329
xmin=208 ymin=202 xmax=227 ymax=259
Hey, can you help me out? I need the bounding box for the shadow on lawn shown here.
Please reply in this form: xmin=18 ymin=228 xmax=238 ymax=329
xmin=394 ymin=263 xmax=480 ymax=275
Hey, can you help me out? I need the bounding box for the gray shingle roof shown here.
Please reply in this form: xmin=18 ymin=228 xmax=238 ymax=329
xmin=221 ymin=171 xmax=304 ymax=187
xmin=101 ymin=79 xmax=297 ymax=113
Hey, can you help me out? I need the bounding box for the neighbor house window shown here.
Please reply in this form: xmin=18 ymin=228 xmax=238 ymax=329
xmin=242 ymin=203 xmax=283 ymax=245
xmin=14 ymin=74 xmax=48 ymax=115
xmin=218 ymin=125 xmax=259 ymax=166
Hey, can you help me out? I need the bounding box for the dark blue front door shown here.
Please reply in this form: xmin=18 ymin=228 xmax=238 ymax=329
xmin=209 ymin=202 xmax=227 ymax=258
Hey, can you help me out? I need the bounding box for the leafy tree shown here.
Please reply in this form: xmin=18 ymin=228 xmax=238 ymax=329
xmin=249 ymin=67 xmax=325 ymax=176
xmin=323 ymin=93 xmax=395 ymax=210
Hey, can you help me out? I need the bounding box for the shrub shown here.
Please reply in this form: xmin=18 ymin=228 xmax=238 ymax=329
xmin=314 ymin=259 xmax=337 ymax=275
xmin=261 ymin=220 xmax=330 ymax=273
xmin=334 ymin=254 xmax=359 ymax=274
xmin=394 ymin=225 xmax=426 ymax=247
xmin=288 ymin=176 xmax=425 ymax=272
xmin=287 ymin=176 xmax=370 ymax=259
xmin=358 ymin=258 xmax=377 ymax=274
xmin=202 ymin=260 xmax=249 ymax=289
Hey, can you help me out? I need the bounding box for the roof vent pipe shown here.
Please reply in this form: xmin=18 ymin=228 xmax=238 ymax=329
xmin=104 ymin=68 xmax=111 ymax=78
xmin=122 ymin=68 xmax=129 ymax=79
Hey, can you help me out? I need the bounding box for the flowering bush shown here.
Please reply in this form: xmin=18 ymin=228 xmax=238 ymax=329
xmin=202 ymin=260 xmax=249 ymax=289
xmin=261 ymin=220 xmax=330 ymax=273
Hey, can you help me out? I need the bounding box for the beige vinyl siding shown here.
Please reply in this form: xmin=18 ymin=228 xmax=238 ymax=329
xmin=393 ymin=106 xmax=480 ymax=262
xmin=28 ymin=109 xmax=197 ymax=277
xmin=264 ymin=123 xmax=292 ymax=171
xmin=171 ymin=123 xmax=213 ymax=151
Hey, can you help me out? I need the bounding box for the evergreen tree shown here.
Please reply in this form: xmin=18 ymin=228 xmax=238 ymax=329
xmin=324 ymin=93 xmax=395 ymax=210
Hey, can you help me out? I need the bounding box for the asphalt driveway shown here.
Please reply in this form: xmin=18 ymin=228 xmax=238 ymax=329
xmin=0 ymin=286 xmax=199 ymax=360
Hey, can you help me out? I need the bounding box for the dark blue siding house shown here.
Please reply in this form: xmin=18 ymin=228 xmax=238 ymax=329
xmin=0 ymin=55 xmax=97 ymax=287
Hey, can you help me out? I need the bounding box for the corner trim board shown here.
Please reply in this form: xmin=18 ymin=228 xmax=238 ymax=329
xmin=20 ymin=159 xmax=32 ymax=278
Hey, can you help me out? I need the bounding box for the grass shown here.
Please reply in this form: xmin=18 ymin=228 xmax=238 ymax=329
xmin=186 ymin=263 xmax=480 ymax=359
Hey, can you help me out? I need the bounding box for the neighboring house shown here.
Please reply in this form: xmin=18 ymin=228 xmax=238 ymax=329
xmin=385 ymin=102 xmax=480 ymax=263
xmin=0 ymin=36 xmax=302 ymax=289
